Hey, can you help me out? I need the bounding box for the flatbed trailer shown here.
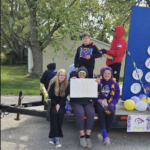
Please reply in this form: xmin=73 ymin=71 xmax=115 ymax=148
xmin=1 ymin=84 xmax=149 ymax=129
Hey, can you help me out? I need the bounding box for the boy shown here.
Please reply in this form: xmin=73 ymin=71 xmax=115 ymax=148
xmin=74 ymin=32 xmax=102 ymax=78
xmin=100 ymin=26 xmax=127 ymax=82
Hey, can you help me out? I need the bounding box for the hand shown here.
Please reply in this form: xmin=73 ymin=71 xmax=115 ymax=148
xmin=97 ymin=99 xmax=103 ymax=103
xmin=71 ymin=77 xmax=77 ymax=79
xmin=100 ymin=48 xmax=107 ymax=54
xmin=56 ymin=104 xmax=60 ymax=112
xmin=75 ymin=68 xmax=78 ymax=71
xmin=85 ymin=55 xmax=91 ymax=60
xmin=95 ymin=78 xmax=100 ymax=84
xmin=107 ymin=104 xmax=114 ymax=112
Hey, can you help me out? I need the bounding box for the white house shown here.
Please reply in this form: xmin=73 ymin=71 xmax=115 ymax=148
xmin=28 ymin=36 xmax=126 ymax=77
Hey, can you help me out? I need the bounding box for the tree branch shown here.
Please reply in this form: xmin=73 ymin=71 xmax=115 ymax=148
xmin=1 ymin=28 xmax=14 ymax=50
xmin=69 ymin=0 xmax=77 ymax=7
xmin=42 ymin=23 xmax=62 ymax=50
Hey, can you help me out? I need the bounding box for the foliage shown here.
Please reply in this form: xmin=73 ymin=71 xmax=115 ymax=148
xmin=1 ymin=0 xmax=149 ymax=74
xmin=1 ymin=0 xmax=29 ymax=61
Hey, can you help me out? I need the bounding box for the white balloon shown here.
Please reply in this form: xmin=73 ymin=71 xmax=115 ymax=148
xmin=135 ymin=101 xmax=147 ymax=111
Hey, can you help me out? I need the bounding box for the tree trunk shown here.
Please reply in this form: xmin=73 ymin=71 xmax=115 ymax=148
xmin=27 ymin=0 xmax=43 ymax=75
xmin=31 ymin=47 xmax=43 ymax=75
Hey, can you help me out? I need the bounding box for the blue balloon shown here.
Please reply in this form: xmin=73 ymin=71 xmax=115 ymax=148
xmin=130 ymin=96 xmax=140 ymax=104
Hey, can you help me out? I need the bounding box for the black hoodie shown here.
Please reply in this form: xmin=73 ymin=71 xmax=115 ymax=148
xmin=40 ymin=63 xmax=57 ymax=89
xmin=65 ymin=66 xmax=101 ymax=105
xmin=74 ymin=42 xmax=101 ymax=69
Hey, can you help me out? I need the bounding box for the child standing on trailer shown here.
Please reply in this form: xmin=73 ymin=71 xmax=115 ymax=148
xmin=48 ymin=69 xmax=68 ymax=148
xmin=74 ymin=32 xmax=102 ymax=78
xmin=93 ymin=67 xmax=120 ymax=146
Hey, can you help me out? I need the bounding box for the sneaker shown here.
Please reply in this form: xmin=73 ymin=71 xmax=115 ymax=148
xmin=55 ymin=137 xmax=62 ymax=148
xmin=49 ymin=138 xmax=55 ymax=144
xmin=86 ymin=138 xmax=92 ymax=148
xmin=79 ymin=137 xmax=87 ymax=147
xmin=103 ymin=137 xmax=110 ymax=146
xmin=97 ymin=134 xmax=103 ymax=142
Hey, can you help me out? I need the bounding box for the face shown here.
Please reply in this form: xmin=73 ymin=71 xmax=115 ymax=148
xmin=78 ymin=72 xmax=86 ymax=78
xmin=82 ymin=36 xmax=90 ymax=46
xmin=103 ymin=69 xmax=112 ymax=81
xmin=58 ymin=71 xmax=66 ymax=83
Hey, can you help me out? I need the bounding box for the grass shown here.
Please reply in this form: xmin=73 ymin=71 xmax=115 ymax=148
xmin=1 ymin=65 xmax=40 ymax=95
xmin=118 ymin=77 xmax=123 ymax=85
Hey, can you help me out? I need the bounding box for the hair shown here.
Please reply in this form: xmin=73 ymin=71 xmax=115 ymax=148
xmin=81 ymin=32 xmax=90 ymax=38
xmin=48 ymin=69 xmax=68 ymax=97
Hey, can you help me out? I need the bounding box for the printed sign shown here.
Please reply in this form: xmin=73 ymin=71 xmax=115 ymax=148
xmin=130 ymin=83 xmax=141 ymax=94
xmin=127 ymin=115 xmax=150 ymax=132
xmin=70 ymin=79 xmax=97 ymax=98
xmin=79 ymin=47 xmax=93 ymax=58
xmin=145 ymin=58 xmax=150 ymax=69
xmin=145 ymin=72 xmax=150 ymax=83
xmin=132 ymin=69 xmax=143 ymax=80
xmin=144 ymin=84 xmax=150 ymax=95
xmin=147 ymin=46 xmax=150 ymax=55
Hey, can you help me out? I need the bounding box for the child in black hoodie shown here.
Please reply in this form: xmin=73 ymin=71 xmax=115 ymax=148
xmin=65 ymin=66 xmax=101 ymax=148
xmin=74 ymin=32 xmax=102 ymax=78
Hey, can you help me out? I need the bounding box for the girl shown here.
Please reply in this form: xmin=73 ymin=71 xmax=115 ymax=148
xmin=65 ymin=66 xmax=101 ymax=148
xmin=93 ymin=67 xmax=120 ymax=146
xmin=48 ymin=69 xmax=68 ymax=148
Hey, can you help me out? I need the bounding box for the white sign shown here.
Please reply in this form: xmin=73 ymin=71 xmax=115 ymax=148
xmin=127 ymin=115 xmax=150 ymax=132
xmin=70 ymin=79 xmax=98 ymax=98
xmin=145 ymin=72 xmax=150 ymax=83
xmin=132 ymin=69 xmax=143 ymax=80
xmin=145 ymin=58 xmax=150 ymax=69
xmin=147 ymin=46 xmax=150 ymax=55
xmin=130 ymin=83 xmax=141 ymax=94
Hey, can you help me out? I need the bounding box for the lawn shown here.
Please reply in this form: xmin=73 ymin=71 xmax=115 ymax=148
xmin=1 ymin=65 xmax=40 ymax=95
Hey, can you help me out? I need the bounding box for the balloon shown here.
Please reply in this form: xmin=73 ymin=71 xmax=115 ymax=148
xmin=124 ymin=99 xmax=135 ymax=110
xmin=130 ymin=96 xmax=140 ymax=104
xmin=135 ymin=101 xmax=147 ymax=111
xmin=139 ymin=94 xmax=146 ymax=99
xmin=148 ymin=103 xmax=150 ymax=111
xmin=141 ymin=97 xmax=150 ymax=104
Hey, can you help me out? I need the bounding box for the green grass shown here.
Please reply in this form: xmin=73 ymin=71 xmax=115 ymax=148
xmin=1 ymin=65 xmax=40 ymax=95
xmin=118 ymin=77 xmax=123 ymax=85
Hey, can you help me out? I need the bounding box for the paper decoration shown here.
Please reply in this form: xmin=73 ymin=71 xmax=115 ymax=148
xmin=132 ymin=69 xmax=143 ymax=80
xmin=130 ymin=83 xmax=141 ymax=94
xmin=145 ymin=58 xmax=150 ymax=69
xmin=80 ymin=47 xmax=93 ymax=58
xmin=147 ymin=46 xmax=150 ymax=55
xmin=145 ymin=72 xmax=150 ymax=83
xmin=70 ymin=79 xmax=98 ymax=98
xmin=144 ymin=84 xmax=150 ymax=95
xmin=127 ymin=115 xmax=150 ymax=132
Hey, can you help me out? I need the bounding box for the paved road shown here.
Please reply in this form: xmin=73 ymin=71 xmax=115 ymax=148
xmin=1 ymin=96 xmax=150 ymax=150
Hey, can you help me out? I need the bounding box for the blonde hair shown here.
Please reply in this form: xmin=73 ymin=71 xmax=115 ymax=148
xmin=48 ymin=69 xmax=68 ymax=97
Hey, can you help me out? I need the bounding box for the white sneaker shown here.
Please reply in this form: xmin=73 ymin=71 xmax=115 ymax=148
xmin=55 ymin=137 xmax=62 ymax=148
xmin=49 ymin=138 xmax=55 ymax=144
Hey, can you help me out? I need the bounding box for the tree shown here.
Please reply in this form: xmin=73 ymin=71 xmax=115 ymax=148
xmin=1 ymin=0 xmax=30 ymax=62
xmin=2 ymin=0 xmax=101 ymax=75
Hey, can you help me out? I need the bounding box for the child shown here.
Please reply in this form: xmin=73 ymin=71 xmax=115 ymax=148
xmin=67 ymin=64 xmax=77 ymax=80
xmin=93 ymin=67 xmax=120 ymax=146
xmin=40 ymin=62 xmax=57 ymax=90
xmin=48 ymin=69 xmax=68 ymax=148
xmin=74 ymin=32 xmax=102 ymax=78
xmin=65 ymin=66 xmax=101 ymax=148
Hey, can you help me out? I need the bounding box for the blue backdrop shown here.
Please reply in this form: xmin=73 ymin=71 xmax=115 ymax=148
xmin=122 ymin=6 xmax=150 ymax=100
